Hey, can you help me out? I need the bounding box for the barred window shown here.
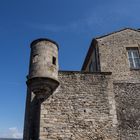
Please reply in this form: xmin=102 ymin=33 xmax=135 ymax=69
xmin=127 ymin=48 xmax=140 ymax=69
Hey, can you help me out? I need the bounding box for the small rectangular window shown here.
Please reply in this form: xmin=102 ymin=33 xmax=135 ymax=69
xmin=127 ymin=48 xmax=140 ymax=69
xmin=32 ymin=54 xmax=39 ymax=63
xmin=52 ymin=56 xmax=56 ymax=65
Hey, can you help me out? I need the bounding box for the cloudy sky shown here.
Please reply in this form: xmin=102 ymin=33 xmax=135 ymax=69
xmin=0 ymin=0 xmax=140 ymax=138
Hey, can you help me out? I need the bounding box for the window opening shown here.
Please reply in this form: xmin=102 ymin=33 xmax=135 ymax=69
xmin=32 ymin=54 xmax=39 ymax=63
xmin=52 ymin=56 xmax=56 ymax=65
xmin=127 ymin=48 xmax=140 ymax=69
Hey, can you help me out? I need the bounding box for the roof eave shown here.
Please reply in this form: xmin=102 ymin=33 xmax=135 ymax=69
xmin=95 ymin=27 xmax=139 ymax=40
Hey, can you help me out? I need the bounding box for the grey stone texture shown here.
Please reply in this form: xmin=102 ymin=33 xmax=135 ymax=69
xmin=29 ymin=39 xmax=59 ymax=80
xmin=23 ymin=28 xmax=140 ymax=140
xmin=27 ymin=39 xmax=59 ymax=99
xmin=114 ymin=82 xmax=140 ymax=140
xmin=39 ymin=72 xmax=118 ymax=140
xmin=97 ymin=29 xmax=140 ymax=81
xmin=96 ymin=29 xmax=140 ymax=139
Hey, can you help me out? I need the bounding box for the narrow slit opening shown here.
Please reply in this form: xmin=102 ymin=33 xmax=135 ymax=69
xmin=52 ymin=56 xmax=56 ymax=65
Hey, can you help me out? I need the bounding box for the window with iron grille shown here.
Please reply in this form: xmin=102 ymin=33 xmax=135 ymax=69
xmin=127 ymin=48 xmax=140 ymax=69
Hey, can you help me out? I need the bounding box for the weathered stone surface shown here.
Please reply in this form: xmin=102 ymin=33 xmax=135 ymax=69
xmin=24 ymin=29 xmax=140 ymax=140
xmin=29 ymin=39 xmax=59 ymax=80
xmin=114 ymin=82 xmax=140 ymax=140
xmin=39 ymin=72 xmax=118 ymax=140
xmin=97 ymin=29 xmax=140 ymax=81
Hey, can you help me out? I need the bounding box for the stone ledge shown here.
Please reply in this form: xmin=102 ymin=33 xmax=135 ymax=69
xmin=59 ymin=70 xmax=112 ymax=75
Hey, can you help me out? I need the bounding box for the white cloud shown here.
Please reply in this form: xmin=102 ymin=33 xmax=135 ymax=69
xmin=0 ymin=127 xmax=23 ymax=138
xmin=9 ymin=127 xmax=23 ymax=138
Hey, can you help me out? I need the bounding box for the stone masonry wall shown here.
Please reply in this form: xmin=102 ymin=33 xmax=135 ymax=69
xmin=97 ymin=29 xmax=140 ymax=81
xmin=114 ymin=82 xmax=140 ymax=140
xmin=39 ymin=71 xmax=118 ymax=140
xmin=96 ymin=29 xmax=140 ymax=139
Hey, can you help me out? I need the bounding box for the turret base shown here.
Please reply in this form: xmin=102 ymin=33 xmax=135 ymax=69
xmin=26 ymin=77 xmax=59 ymax=99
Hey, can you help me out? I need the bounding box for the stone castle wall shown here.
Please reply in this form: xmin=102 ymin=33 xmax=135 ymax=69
xmin=114 ymin=82 xmax=140 ymax=140
xmin=97 ymin=29 xmax=140 ymax=81
xmin=39 ymin=71 xmax=118 ymax=140
xmin=24 ymin=29 xmax=140 ymax=140
xmin=96 ymin=29 xmax=140 ymax=139
xmin=24 ymin=70 xmax=140 ymax=140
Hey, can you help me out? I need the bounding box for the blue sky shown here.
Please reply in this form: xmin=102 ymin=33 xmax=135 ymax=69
xmin=0 ymin=0 xmax=140 ymax=138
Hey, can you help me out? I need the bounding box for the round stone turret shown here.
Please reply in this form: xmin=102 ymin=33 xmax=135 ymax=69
xmin=27 ymin=38 xmax=59 ymax=99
